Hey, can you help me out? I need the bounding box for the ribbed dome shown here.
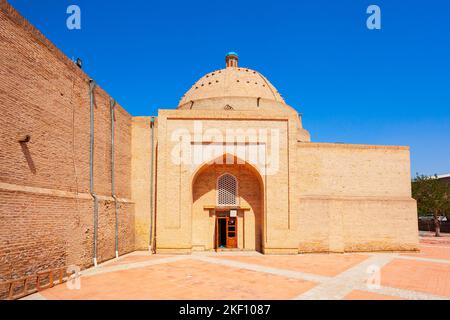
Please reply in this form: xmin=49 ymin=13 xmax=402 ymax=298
xmin=178 ymin=53 xmax=285 ymax=108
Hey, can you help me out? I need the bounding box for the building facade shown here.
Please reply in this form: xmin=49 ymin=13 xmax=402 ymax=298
xmin=148 ymin=52 xmax=418 ymax=254
xmin=0 ymin=1 xmax=418 ymax=283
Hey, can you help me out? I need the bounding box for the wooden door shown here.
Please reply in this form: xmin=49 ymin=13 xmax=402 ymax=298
xmin=226 ymin=217 xmax=237 ymax=248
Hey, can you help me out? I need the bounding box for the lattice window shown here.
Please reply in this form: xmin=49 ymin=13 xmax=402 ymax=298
xmin=217 ymin=174 xmax=237 ymax=206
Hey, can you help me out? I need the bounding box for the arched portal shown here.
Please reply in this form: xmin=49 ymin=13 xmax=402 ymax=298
xmin=191 ymin=155 xmax=264 ymax=252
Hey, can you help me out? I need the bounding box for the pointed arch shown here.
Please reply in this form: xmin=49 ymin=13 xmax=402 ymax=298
xmin=190 ymin=153 xmax=265 ymax=252
xmin=191 ymin=153 xmax=264 ymax=191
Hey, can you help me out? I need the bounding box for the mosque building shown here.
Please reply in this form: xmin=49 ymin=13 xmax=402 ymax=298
xmin=0 ymin=2 xmax=418 ymax=284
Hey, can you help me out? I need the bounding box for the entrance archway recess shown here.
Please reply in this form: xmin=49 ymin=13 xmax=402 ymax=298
xmin=191 ymin=154 xmax=264 ymax=252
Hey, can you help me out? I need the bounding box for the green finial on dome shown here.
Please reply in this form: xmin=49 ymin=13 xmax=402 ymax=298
xmin=225 ymin=52 xmax=238 ymax=68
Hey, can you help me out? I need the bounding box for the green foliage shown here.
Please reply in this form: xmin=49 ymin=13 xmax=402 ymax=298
xmin=412 ymin=174 xmax=450 ymax=217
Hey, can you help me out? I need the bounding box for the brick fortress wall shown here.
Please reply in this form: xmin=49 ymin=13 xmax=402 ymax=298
xmin=0 ymin=1 xmax=135 ymax=284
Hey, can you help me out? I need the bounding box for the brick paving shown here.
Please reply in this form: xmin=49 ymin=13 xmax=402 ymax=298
xmin=38 ymin=259 xmax=316 ymax=300
xmin=344 ymin=290 xmax=403 ymax=300
xmin=381 ymin=259 xmax=450 ymax=298
xmin=24 ymin=234 xmax=450 ymax=300
xmin=105 ymin=254 xmax=173 ymax=267
xmin=213 ymin=253 xmax=369 ymax=277
xmin=401 ymin=245 xmax=450 ymax=260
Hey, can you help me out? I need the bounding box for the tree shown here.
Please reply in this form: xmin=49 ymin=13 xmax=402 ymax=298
xmin=412 ymin=174 xmax=450 ymax=237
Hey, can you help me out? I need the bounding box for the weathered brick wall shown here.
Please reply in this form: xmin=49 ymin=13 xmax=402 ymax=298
xmin=296 ymin=143 xmax=412 ymax=198
xmin=296 ymin=142 xmax=418 ymax=252
xmin=131 ymin=117 xmax=157 ymax=251
xmin=0 ymin=1 xmax=134 ymax=283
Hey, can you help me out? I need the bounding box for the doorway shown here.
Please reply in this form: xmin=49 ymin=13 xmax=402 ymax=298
xmin=217 ymin=218 xmax=227 ymax=248
xmin=216 ymin=214 xmax=237 ymax=249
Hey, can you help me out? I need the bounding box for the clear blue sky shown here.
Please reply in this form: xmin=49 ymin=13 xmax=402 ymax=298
xmin=8 ymin=0 xmax=450 ymax=176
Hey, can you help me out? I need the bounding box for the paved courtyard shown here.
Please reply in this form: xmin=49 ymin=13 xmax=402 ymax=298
xmin=25 ymin=232 xmax=450 ymax=300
